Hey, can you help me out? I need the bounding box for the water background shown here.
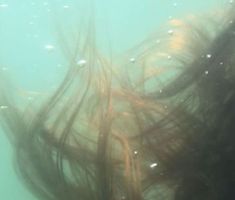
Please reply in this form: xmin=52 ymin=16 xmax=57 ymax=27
xmin=0 ymin=0 xmax=228 ymax=199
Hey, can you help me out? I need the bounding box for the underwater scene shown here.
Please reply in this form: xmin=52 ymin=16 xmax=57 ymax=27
xmin=0 ymin=0 xmax=235 ymax=200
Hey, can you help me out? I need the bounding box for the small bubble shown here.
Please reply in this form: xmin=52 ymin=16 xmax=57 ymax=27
xmin=0 ymin=3 xmax=8 ymax=8
xmin=43 ymin=2 xmax=49 ymax=6
xmin=63 ymin=5 xmax=70 ymax=9
xmin=168 ymin=29 xmax=174 ymax=35
xmin=159 ymin=89 xmax=162 ymax=93
xmin=44 ymin=44 xmax=55 ymax=51
xmin=164 ymin=105 xmax=168 ymax=109
xmin=206 ymin=54 xmax=212 ymax=58
xmin=229 ymin=0 xmax=234 ymax=4
xmin=229 ymin=20 xmax=233 ymax=24
xmin=33 ymin=34 xmax=39 ymax=38
xmin=156 ymin=39 xmax=161 ymax=44
xmin=167 ymin=55 xmax=172 ymax=59
xmin=77 ymin=59 xmax=87 ymax=67
xmin=57 ymin=64 xmax=62 ymax=68
xmin=27 ymin=96 xmax=33 ymax=101
xmin=150 ymin=162 xmax=158 ymax=168
xmin=173 ymin=2 xmax=177 ymax=7
xmin=134 ymin=150 xmax=138 ymax=155
xmin=205 ymin=70 xmax=209 ymax=75
xmin=168 ymin=15 xmax=173 ymax=20
xmin=0 ymin=105 xmax=8 ymax=110
xmin=129 ymin=57 xmax=136 ymax=63
xmin=220 ymin=62 xmax=224 ymax=65
xmin=121 ymin=196 xmax=126 ymax=200
xmin=1 ymin=67 xmax=8 ymax=71
xmin=29 ymin=21 xmax=35 ymax=25
xmin=33 ymin=15 xmax=39 ymax=19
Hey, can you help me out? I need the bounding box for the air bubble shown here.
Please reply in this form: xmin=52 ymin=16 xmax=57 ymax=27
xmin=57 ymin=64 xmax=62 ymax=68
xmin=134 ymin=150 xmax=138 ymax=155
xmin=205 ymin=70 xmax=209 ymax=75
xmin=129 ymin=57 xmax=136 ymax=63
xmin=29 ymin=21 xmax=35 ymax=25
xmin=63 ymin=5 xmax=70 ymax=9
xmin=206 ymin=54 xmax=212 ymax=58
xmin=43 ymin=2 xmax=49 ymax=6
xmin=33 ymin=15 xmax=39 ymax=19
xmin=27 ymin=97 xmax=33 ymax=101
xmin=150 ymin=162 xmax=158 ymax=168
xmin=44 ymin=44 xmax=55 ymax=52
xmin=156 ymin=39 xmax=161 ymax=44
xmin=77 ymin=59 xmax=87 ymax=67
xmin=167 ymin=55 xmax=172 ymax=59
xmin=0 ymin=105 xmax=8 ymax=110
xmin=168 ymin=29 xmax=174 ymax=35
xmin=0 ymin=3 xmax=8 ymax=8
xmin=33 ymin=34 xmax=39 ymax=38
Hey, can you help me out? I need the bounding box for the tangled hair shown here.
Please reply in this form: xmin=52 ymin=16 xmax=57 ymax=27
xmin=1 ymin=6 xmax=235 ymax=200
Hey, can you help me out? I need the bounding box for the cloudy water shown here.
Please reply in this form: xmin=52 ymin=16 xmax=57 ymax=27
xmin=0 ymin=0 xmax=230 ymax=199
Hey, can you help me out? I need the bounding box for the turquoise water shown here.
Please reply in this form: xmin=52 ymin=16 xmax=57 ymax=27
xmin=0 ymin=0 xmax=229 ymax=199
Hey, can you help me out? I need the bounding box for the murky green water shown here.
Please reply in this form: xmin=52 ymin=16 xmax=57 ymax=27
xmin=0 ymin=0 xmax=229 ymax=199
